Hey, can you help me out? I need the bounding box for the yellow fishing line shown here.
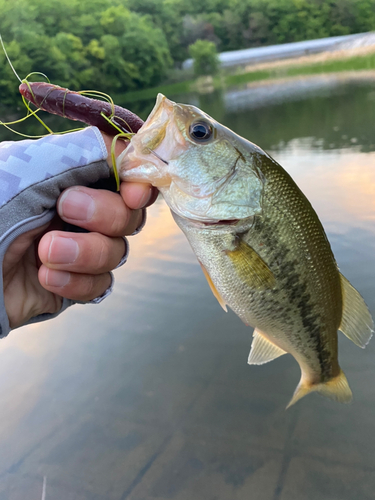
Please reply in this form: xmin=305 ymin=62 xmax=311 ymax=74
xmin=81 ymin=91 xmax=116 ymax=120
xmin=0 ymin=34 xmax=22 ymax=83
xmin=110 ymin=133 xmax=134 ymax=191
xmin=80 ymin=90 xmax=112 ymax=102
xmin=21 ymin=95 xmax=53 ymax=134
xmin=24 ymin=72 xmax=51 ymax=85
xmin=0 ymin=121 xmax=47 ymax=139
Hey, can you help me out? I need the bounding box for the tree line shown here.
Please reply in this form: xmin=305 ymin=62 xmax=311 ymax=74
xmin=1 ymin=0 xmax=375 ymax=106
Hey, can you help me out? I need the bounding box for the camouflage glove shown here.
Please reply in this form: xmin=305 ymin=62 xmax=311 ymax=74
xmin=0 ymin=127 xmax=115 ymax=338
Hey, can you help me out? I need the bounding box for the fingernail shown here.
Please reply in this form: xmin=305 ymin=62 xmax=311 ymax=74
xmin=137 ymin=188 xmax=152 ymax=209
xmin=59 ymin=189 xmax=95 ymax=221
xmin=45 ymin=269 xmax=70 ymax=287
xmin=48 ymin=236 xmax=79 ymax=264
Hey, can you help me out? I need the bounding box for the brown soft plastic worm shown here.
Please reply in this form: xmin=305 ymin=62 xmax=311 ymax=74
xmin=19 ymin=82 xmax=144 ymax=135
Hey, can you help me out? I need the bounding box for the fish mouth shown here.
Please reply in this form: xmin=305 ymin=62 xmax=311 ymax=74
xmin=179 ymin=215 xmax=240 ymax=227
xmin=143 ymin=93 xmax=174 ymax=129
xmin=204 ymin=219 xmax=239 ymax=226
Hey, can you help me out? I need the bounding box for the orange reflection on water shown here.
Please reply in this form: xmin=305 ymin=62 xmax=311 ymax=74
xmin=335 ymin=159 xmax=375 ymax=222
xmin=125 ymin=198 xmax=192 ymax=270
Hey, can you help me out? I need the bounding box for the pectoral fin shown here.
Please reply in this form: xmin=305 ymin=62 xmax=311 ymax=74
xmin=248 ymin=329 xmax=287 ymax=365
xmin=226 ymin=241 xmax=275 ymax=290
xmin=199 ymin=263 xmax=227 ymax=312
xmin=339 ymin=273 xmax=374 ymax=348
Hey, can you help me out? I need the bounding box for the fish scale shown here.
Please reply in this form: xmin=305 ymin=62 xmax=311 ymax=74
xmin=254 ymin=157 xmax=342 ymax=378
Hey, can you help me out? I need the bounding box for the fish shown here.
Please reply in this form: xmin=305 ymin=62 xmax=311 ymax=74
xmin=118 ymin=93 xmax=374 ymax=407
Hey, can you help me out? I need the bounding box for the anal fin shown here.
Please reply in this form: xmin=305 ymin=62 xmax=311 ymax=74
xmin=339 ymin=273 xmax=374 ymax=348
xmin=199 ymin=263 xmax=227 ymax=312
xmin=248 ymin=329 xmax=287 ymax=365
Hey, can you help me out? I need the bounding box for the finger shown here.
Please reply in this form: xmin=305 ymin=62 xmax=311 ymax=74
xmin=38 ymin=231 xmax=127 ymax=274
xmin=100 ymin=131 xmax=157 ymax=208
xmin=57 ymin=186 xmax=143 ymax=236
xmin=120 ymin=182 xmax=158 ymax=210
xmin=38 ymin=265 xmax=112 ymax=302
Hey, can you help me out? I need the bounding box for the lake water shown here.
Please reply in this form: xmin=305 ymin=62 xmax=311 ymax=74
xmin=1 ymin=73 xmax=375 ymax=499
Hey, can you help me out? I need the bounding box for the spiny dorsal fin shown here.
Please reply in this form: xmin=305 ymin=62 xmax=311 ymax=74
xmin=339 ymin=273 xmax=374 ymax=348
xmin=286 ymin=369 xmax=352 ymax=409
xmin=199 ymin=263 xmax=227 ymax=312
xmin=248 ymin=329 xmax=287 ymax=365
xmin=226 ymin=241 xmax=275 ymax=290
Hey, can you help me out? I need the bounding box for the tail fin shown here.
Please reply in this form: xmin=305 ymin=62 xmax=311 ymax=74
xmin=286 ymin=369 xmax=352 ymax=409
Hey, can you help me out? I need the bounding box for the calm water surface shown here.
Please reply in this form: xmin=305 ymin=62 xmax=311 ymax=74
xmin=1 ymin=74 xmax=375 ymax=499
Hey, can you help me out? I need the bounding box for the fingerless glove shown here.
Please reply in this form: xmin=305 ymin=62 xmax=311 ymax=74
xmin=0 ymin=127 xmax=112 ymax=338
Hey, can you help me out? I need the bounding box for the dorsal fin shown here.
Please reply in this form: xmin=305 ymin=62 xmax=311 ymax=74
xmin=248 ymin=329 xmax=287 ymax=365
xmin=339 ymin=273 xmax=373 ymax=348
xmin=199 ymin=263 xmax=227 ymax=312
xmin=226 ymin=241 xmax=275 ymax=290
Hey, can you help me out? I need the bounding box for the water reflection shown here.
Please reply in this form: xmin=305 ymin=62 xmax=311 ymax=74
xmin=219 ymin=74 xmax=375 ymax=153
xmin=0 ymin=75 xmax=375 ymax=499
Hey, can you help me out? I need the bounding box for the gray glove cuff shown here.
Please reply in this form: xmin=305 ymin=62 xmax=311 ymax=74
xmin=0 ymin=127 xmax=112 ymax=338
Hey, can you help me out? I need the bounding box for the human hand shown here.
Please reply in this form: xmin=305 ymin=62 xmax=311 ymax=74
xmin=2 ymin=131 xmax=157 ymax=331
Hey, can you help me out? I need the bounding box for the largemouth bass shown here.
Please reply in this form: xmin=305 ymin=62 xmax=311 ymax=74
xmin=119 ymin=94 xmax=373 ymax=407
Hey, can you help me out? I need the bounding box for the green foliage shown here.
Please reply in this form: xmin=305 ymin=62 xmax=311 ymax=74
xmin=0 ymin=0 xmax=172 ymax=105
xmin=0 ymin=0 xmax=375 ymax=107
xmin=189 ymin=39 xmax=220 ymax=76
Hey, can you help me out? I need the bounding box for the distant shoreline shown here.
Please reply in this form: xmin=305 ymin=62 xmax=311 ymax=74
xmin=119 ymin=44 xmax=375 ymax=104
xmin=239 ymin=43 xmax=375 ymax=75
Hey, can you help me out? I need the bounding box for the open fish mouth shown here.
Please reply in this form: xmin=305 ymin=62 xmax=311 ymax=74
xmin=179 ymin=215 xmax=241 ymax=227
xmin=204 ymin=219 xmax=239 ymax=226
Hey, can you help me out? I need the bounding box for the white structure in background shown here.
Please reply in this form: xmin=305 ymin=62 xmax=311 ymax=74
xmin=182 ymin=32 xmax=375 ymax=70
xmin=223 ymin=72 xmax=375 ymax=113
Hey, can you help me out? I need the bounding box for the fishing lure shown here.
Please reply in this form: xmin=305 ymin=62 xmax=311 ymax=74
xmin=18 ymin=82 xmax=144 ymax=135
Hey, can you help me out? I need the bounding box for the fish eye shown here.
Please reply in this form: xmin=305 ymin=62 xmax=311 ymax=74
xmin=189 ymin=121 xmax=213 ymax=142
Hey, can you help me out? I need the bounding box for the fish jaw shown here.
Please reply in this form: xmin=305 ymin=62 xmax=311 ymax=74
xmin=119 ymin=94 xmax=264 ymax=223
xmin=118 ymin=94 xmax=184 ymax=188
